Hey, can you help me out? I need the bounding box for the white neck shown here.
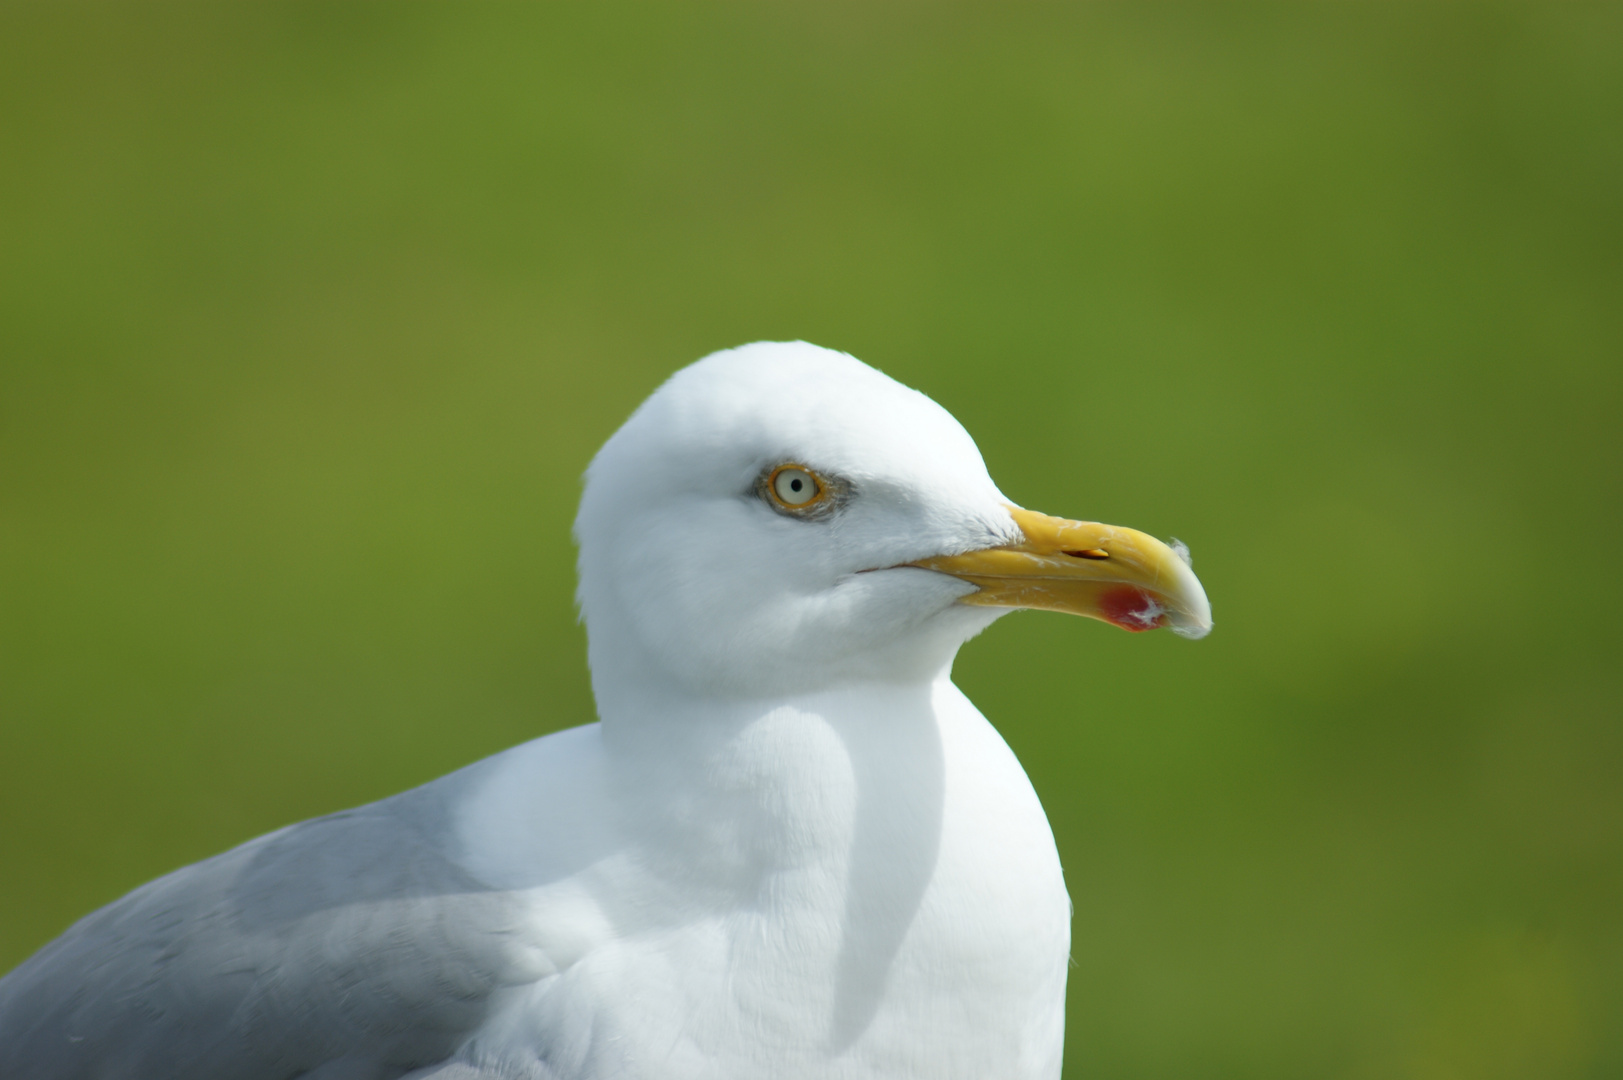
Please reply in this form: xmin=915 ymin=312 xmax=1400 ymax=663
xmin=449 ymin=660 xmax=1070 ymax=1075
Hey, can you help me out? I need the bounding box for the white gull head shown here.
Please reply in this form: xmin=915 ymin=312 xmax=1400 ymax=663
xmin=575 ymin=341 xmax=1021 ymax=713
xmin=576 ymin=340 xmax=1210 ymax=720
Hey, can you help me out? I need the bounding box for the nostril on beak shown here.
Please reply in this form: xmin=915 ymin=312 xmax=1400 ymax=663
xmin=1062 ymin=549 xmax=1110 ymax=560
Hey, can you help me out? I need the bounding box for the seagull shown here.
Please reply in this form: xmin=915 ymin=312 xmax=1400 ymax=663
xmin=0 ymin=342 xmax=1210 ymax=1079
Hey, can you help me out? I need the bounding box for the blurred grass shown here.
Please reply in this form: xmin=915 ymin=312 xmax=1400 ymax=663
xmin=1 ymin=3 xmax=1620 ymax=1076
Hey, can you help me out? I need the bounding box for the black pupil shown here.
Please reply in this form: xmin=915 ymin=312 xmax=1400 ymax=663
xmin=790 ymin=478 xmax=803 ymax=492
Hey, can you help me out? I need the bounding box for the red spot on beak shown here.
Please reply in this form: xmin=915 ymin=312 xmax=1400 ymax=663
xmin=1099 ymin=586 xmax=1167 ymax=632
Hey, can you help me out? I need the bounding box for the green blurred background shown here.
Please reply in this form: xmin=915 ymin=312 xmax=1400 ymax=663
xmin=2 ymin=3 xmax=1620 ymax=1076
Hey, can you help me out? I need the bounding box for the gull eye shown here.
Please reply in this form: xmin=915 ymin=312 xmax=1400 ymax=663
xmin=769 ymin=465 xmax=823 ymax=508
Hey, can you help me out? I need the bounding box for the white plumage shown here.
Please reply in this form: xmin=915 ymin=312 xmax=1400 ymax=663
xmin=0 ymin=341 xmax=1209 ymax=1079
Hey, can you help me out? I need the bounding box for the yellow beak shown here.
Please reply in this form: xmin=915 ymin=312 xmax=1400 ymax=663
xmin=909 ymin=507 xmax=1212 ymax=639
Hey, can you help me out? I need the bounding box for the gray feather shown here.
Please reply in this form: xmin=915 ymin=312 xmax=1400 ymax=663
xmin=0 ymin=781 xmax=533 ymax=1080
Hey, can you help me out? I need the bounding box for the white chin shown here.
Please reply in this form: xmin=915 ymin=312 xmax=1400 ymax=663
xmin=815 ymin=567 xmax=1003 ymax=683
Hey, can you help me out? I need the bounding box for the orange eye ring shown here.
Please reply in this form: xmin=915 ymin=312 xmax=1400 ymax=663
xmin=766 ymin=463 xmax=826 ymax=511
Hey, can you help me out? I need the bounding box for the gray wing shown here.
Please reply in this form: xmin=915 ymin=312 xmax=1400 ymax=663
xmin=0 ymin=781 xmax=534 ymax=1080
